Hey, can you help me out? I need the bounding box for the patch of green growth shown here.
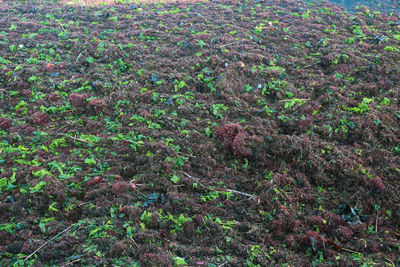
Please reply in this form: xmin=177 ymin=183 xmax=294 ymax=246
xmin=211 ymin=104 xmax=229 ymax=119
xmin=344 ymin=97 xmax=373 ymax=114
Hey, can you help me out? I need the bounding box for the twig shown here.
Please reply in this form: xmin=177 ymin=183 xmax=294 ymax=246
xmin=61 ymin=134 xmax=92 ymax=144
xmin=342 ymin=247 xmax=362 ymax=254
xmin=60 ymin=258 xmax=82 ymax=267
xmin=75 ymin=53 xmax=82 ymax=63
xmin=303 ymin=61 xmax=321 ymax=68
xmin=182 ymin=172 xmax=256 ymax=200
xmin=385 ymin=257 xmax=395 ymax=267
xmin=225 ymin=189 xmax=256 ymax=199
xmin=392 ymin=231 xmax=400 ymax=238
xmin=218 ymin=41 xmax=241 ymax=48
xmin=278 ymin=98 xmax=310 ymax=102
xmin=24 ymin=224 xmax=75 ymax=261
xmin=130 ymin=237 xmax=139 ymax=248
xmin=57 ymin=21 xmax=67 ymax=32
xmin=178 ymin=151 xmax=196 ymax=158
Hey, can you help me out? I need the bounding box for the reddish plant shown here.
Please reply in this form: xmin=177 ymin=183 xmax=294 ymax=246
xmin=32 ymin=112 xmax=50 ymax=125
xmin=216 ymin=123 xmax=256 ymax=157
xmin=335 ymin=226 xmax=354 ymax=241
xmin=367 ymin=177 xmax=385 ymax=192
xmin=139 ymin=253 xmax=172 ymax=267
xmin=0 ymin=117 xmax=12 ymax=130
xmin=48 ymin=92 xmax=61 ymax=102
xmin=112 ymin=181 xmax=130 ymax=195
xmin=89 ymin=98 xmax=106 ymax=112
xmin=68 ymin=93 xmax=88 ymax=108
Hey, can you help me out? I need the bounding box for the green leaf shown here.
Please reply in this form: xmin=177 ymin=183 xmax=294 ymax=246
xmin=29 ymin=181 xmax=46 ymax=193
xmin=0 ymin=178 xmax=7 ymax=190
xmin=170 ymin=174 xmax=180 ymax=184
xmin=84 ymin=157 xmax=96 ymax=165
xmin=177 ymin=80 xmax=186 ymax=88
xmin=173 ymin=257 xmax=187 ymax=265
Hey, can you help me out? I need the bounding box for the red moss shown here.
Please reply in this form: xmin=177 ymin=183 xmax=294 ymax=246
xmin=112 ymin=181 xmax=130 ymax=195
xmin=0 ymin=117 xmax=12 ymax=130
xmin=323 ymin=211 xmax=344 ymax=229
xmin=109 ymin=240 xmax=128 ymax=257
xmin=285 ymin=234 xmax=296 ymax=247
xmin=367 ymin=241 xmax=378 ymax=253
xmin=161 ymin=162 xmax=172 ymax=175
xmin=335 ymin=226 xmax=354 ymax=241
xmin=216 ymin=123 xmax=243 ymax=143
xmin=299 ymin=231 xmax=325 ymax=250
xmin=86 ymin=176 xmax=104 ymax=187
xmin=21 ymin=89 xmax=32 ymax=98
xmin=290 ymin=220 xmax=302 ymax=233
xmin=139 ymin=253 xmax=172 ymax=267
xmin=68 ymin=93 xmax=88 ymax=108
xmin=15 ymin=81 xmax=29 ymax=90
xmin=89 ymin=98 xmax=106 ymax=112
xmin=306 ymin=215 xmax=325 ymax=231
xmin=272 ymin=220 xmax=285 ymax=236
xmin=45 ymin=63 xmax=56 ymax=72
xmin=139 ymin=109 xmax=150 ymax=118
xmin=32 ymin=112 xmax=50 ymax=125
xmin=216 ymin=124 xmax=255 ymax=157
xmin=0 ymin=231 xmax=15 ymax=246
xmin=366 ymin=177 xmax=385 ymax=192
xmin=349 ymin=222 xmax=367 ymax=238
xmin=48 ymin=92 xmax=61 ymax=102
xmin=231 ymin=131 xmax=252 ymax=157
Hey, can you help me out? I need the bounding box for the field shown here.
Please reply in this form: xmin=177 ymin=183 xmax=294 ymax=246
xmin=0 ymin=0 xmax=400 ymax=265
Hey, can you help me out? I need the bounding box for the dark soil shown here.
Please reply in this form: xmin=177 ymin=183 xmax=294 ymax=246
xmin=0 ymin=0 xmax=399 ymax=266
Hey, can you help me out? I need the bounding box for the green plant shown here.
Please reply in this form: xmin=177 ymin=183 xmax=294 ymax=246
xmin=211 ymin=104 xmax=228 ymax=118
xmin=29 ymin=181 xmax=46 ymax=193
xmin=0 ymin=172 xmax=16 ymax=192
xmin=283 ymin=98 xmax=307 ymax=110
xmin=344 ymin=97 xmax=373 ymax=114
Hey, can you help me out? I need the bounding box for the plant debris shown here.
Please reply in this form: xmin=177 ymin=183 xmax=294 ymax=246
xmin=0 ymin=0 xmax=399 ymax=265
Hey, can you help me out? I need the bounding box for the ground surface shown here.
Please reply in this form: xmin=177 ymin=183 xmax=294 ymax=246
xmin=0 ymin=0 xmax=400 ymax=266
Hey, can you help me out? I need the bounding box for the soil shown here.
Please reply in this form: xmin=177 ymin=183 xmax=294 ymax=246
xmin=0 ymin=0 xmax=399 ymax=266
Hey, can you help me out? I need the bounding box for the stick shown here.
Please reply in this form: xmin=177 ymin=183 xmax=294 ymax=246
xmin=218 ymin=41 xmax=241 ymax=48
xmin=75 ymin=53 xmax=82 ymax=63
xmin=182 ymin=172 xmax=256 ymax=200
xmin=57 ymin=21 xmax=67 ymax=33
xmin=225 ymin=189 xmax=256 ymax=199
xmin=278 ymin=98 xmax=310 ymax=102
xmin=342 ymin=247 xmax=362 ymax=254
xmin=61 ymin=134 xmax=92 ymax=144
xmin=393 ymin=231 xmax=400 ymax=238
xmin=130 ymin=237 xmax=139 ymax=248
xmin=385 ymin=257 xmax=395 ymax=267
xmin=60 ymin=258 xmax=82 ymax=267
xmin=24 ymin=224 xmax=75 ymax=261
xmin=303 ymin=61 xmax=321 ymax=68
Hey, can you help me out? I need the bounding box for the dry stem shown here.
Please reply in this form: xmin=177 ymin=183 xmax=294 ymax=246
xmin=24 ymin=224 xmax=75 ymax=261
